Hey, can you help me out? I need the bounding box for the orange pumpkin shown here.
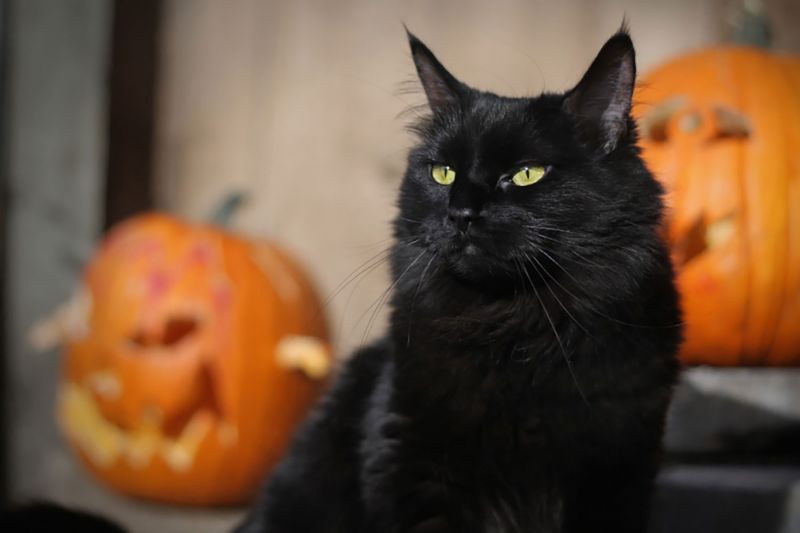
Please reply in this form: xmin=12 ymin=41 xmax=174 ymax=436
xmin=58 ymin=213 xmax=331 ymax=505
xmin=634 ymin=47 xmax=800 ymax=366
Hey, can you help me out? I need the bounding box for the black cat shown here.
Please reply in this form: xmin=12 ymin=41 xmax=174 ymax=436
xmin=238 ymin=26 xmax=682 ymax=533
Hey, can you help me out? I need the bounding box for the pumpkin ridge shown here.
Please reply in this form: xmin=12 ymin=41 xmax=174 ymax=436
xmin=764 ymin=59 xmax=800 ymax=364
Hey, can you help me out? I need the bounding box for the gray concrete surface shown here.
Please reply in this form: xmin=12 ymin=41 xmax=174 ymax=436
xmin=666 ymin=368 xmax=800 ymax=453
xmin=651 ymin=465 xmax=800 ymax=533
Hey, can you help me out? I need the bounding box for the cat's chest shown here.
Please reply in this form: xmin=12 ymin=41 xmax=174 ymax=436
xmin=361 ymin=380 xmax=563 ymax=532
xmin=397 ymin=343 xmax=551 ymax=418
xmin=358 ymin=346 xmax=574 ymax=530
xmin=378 ymin=345 xmax=561 ymax=459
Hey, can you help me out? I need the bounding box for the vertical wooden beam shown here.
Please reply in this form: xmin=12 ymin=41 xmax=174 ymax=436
xmin=0 ymin=0 xmax=9 ymax=505
xmin=104 ymin=0 xmax=161 ymax=228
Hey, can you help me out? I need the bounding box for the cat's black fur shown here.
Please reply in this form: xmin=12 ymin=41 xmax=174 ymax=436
xmin=237 ymin=28 xmax=681 ymax=533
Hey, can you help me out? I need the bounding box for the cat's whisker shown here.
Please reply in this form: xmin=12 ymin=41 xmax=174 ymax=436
xmin=522 ymin=224 xmax=583 ymax=235
xmin=336 ymin=254 xmax=393 ymax=344
xmin=517 ymin=226 xmax=614 ymax=269
xmin=397 ymin=216 xmax=425 ymax=225
xmin=533 ymin=246 xmax=684 ymax=330
xmin=528 ymin=225 xmax=653 ymax=258
xmin=359 ymin=251 xmax=424 ymax=345
xmin=524 ymin=231 xmax=588 ymax=249
xmin=309 ymin=237 xmax=419 ymax=333
xmin=304 ymin=247 xmax=393 ymax=336
xmin=533 ymin=246 xmax=591 ymax=286
xmin=513 ymin=256 xmax=589 ymax=406
xmin=523 ymin=251 xmax=596 ymax=342
xmin=348 ymin=237 xmax=397 ymax=252
xmin=355 ymin=248 xmax=428 ymax=346
xmin=525 ymin=225 xmax=649 ymax=267
xmin=406 ymin=251 xmax=438 ymax=348
xmin=532 ymin=240 xmax=612 ymax=270
xmin=525 ymin=232 xmax=566 ymax=245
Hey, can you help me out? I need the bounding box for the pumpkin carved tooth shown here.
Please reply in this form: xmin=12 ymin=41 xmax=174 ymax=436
xmin=705 ymin=216 xmax=736 ymax=250
xmin=127 ymin=404 xmax=164 ymax=468
xmin=61 ymin=381 xmax=220 ymax=471
xmin=127 ymin=424 xmax=160 ymax=469
xmin=59 ymin=383 xmax=125 ymax=468
xmin=85 ymin=371 xmax=122 ymax=400
xmin=162 ymin=412 xmax=213 ymax=472
xmin=276 ymin=336 xmax=332 ymax=379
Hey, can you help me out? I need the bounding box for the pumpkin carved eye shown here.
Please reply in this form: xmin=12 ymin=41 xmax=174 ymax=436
xmin=710 ymin=106 xmax=751 ymax=140
xmin=638 ymin=96 xmax=685 ymax=142
xmin=639 ymin=98 xmax=751 ymax=143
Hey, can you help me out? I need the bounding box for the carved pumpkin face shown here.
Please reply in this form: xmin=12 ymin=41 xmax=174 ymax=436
xmin=634 ymin=47 xmax=800 ymax=365
xmin=59 ymin=214 xmax=331 ymax=505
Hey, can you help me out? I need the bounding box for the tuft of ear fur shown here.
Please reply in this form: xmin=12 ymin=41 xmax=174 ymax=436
xmin=563 ymin=30 xmax=636 ymax=155
xmin=406 ymin=28 xmax=467 ymax=112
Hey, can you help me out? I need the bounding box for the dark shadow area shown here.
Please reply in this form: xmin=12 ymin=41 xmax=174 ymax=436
xmin=0 ymin=0 xmax=9 ymax=506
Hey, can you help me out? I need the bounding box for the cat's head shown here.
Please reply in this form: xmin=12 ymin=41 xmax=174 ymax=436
xmin=393 ymin=28 xmax=665 ymax=294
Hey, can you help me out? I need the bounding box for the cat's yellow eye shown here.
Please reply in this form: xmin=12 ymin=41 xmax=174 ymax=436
xmin=431 ymin=164 xmax=456 ymax=185
xmin=511 ymin=166 xmax=547 ymax=187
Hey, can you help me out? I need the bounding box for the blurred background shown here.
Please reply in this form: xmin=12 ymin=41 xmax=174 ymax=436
xmin=2 ymin=0 xmax=800 ymax=532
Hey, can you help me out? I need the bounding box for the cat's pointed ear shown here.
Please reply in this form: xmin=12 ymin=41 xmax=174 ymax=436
xmin=407 ymin=29 xmax=467 ymax=111
xmin=563 ymin=30 xmax=636 ymax=155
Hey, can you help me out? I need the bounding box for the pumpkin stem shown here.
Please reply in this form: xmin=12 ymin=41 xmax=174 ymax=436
xmin=209 ymin=192 xmax=247 ymax=227
xmin=730 ymin=0 xmax=772 ymax=49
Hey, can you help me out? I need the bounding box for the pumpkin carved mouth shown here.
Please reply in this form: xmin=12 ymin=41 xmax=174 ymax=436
xmin=59 ymin=335 xmax=331 ymax=478
xmin=672 ymin=214 xmax=737 ymax=267
xmin=129 ymin=315 xmax=200 ymax=348
xmin=59 ymin=379 xmax=236 ymax=472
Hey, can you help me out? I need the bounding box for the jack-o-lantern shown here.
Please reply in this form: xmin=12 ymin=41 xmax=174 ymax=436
xmin=57 ymin=213 xmax=332 ymax=505
xmin=633 ymin=47 xmax=800 ymax=366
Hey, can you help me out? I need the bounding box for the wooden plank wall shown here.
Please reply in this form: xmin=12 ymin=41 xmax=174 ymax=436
xmin=154 ymin=0 xmax=748 ymax=355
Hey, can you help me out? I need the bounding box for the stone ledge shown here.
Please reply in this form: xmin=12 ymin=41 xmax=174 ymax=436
xmin=666 ymin=368 xmax=800 ymax=454
xmin=650 ymin=464 xmax=800 ymax=533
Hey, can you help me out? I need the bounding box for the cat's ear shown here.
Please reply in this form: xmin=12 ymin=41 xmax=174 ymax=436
xmin=563 ymin=30 xmax=636 ymax=155
xmin=407 ymin=29 xmax=467 ymax=111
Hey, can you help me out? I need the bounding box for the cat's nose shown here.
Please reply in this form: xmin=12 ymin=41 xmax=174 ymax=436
xmin=448 ymin=207 xmax=477 ymax=233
